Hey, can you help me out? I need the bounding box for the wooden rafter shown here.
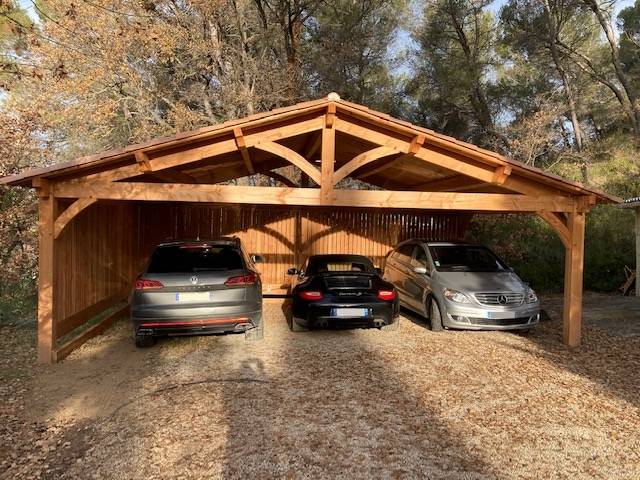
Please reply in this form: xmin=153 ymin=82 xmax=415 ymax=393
xmin=333 ymin=146 xmax=398 ymax=185
xmin=253 ymin=141 xmax=321 ymax=185
xmin=335 ymin=118 xmax=557 ymax=198
xmin=233 ymin=127 xmax=255 ymax=175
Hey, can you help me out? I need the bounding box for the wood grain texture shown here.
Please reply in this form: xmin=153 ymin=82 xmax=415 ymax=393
xmin=563 ymin=208 xmax=586 ymax=347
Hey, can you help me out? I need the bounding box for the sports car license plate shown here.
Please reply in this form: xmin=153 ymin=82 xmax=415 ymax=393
xmin=176 ymin=292 xmax=212 ymax=302
xmin=331 ymin=308 xmax=369 ymax=317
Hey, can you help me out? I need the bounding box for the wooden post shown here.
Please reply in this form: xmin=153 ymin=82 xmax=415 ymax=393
xmin=320 ymin=104 xmax=336 ymax=204
xmin=36 ymin=185 xmax=57 ymax=363
xmin=562 ymin=207 xmax=586 ymax=347
xmin=636 ymin=207 xmax=640 ymax=297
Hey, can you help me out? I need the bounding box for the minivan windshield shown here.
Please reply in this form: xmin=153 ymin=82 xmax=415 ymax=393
xmin=428 ymin=245 xmax=508 ymax=273
xmin=147 ymin=244 xmax=244 ymax=273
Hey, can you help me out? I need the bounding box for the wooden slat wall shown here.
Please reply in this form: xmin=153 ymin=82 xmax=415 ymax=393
xmin=135 ymin=203 xmax=471 ymax=292
xmin=54 ymin=202 xmax=137 ymax=337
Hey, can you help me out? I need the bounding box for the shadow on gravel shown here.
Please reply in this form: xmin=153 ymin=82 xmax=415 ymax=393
xmin=506 ymin=316 xmax=640 ymax=409
xmin=217 ymin=304 xmax=499 ymax=479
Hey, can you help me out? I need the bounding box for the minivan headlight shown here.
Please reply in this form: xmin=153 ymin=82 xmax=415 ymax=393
xmin=526 ymin=288 xmax=538 ymax=303
xmin=443 ymin=288 xmax=471 ymax=303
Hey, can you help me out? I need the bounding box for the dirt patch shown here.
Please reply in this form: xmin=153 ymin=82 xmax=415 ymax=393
xmin=2 ymin=295 xmax=640 ymax=479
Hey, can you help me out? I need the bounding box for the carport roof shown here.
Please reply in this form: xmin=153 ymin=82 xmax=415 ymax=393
xmin=0 ymin=94 xmax=620 ymax=204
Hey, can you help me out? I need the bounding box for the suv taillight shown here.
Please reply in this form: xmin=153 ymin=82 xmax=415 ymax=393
xmin=225 ymin=272 xmax=257 ymax=286
xmin=299 ymin=290 xmax=323 ymax=301
xmin=377 ymin=290 xmax=396 ymax=301
xmin=135 ymin=278 xmax=164 ymax=290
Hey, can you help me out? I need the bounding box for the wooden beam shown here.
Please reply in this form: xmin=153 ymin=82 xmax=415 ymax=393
xmin=335 ymin=118 xmax=559 ymax=197
xmin=253 ymin=141 xmax=321 ymax=185
xmin=537 ymin=211 xmax=570 ymax=248
xmin=78 ymin=116 xmax=325 ymax=184
xmin=233 ymin=127 xmax=255 ymax=175
xmin=135 ymin=151 xmax=152 ymax=173
xmin=54 ymin=198 xmax=97 ymax=239
xmin=563 ymin=206 xmax=586 ymax=347
xmin=492 ymin=164 xmax=512 ymax=185
xmin=320 ymin=124 xmax=335 ymax=204
xmin=54 ymin=303 xmax=129 ymax=362
xmin=57 ymin=289 xmax=130 ymax=337
xmin=326 ymin=103 xmax=337 ymax=128
xmin=408 ymin=134 xmax=426 ymax=154
xmin=37 ymin=191 xmax=57 ymax=364
xmin=333 ymin=146 xmax=398 ymax=185
xmin=53 ymin=181 xmax=577 ymax=212
xmin=33 ymin=177 xmax=51 ymax=197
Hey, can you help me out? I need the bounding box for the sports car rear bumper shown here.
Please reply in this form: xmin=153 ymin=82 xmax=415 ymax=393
xmin=293 ymin=302 xmax=399 ymax=329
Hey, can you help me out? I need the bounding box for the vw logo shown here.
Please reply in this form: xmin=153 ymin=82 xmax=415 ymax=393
xmin=190 ymin=275 xmax=199 ymax=285
xmin=497 ymin=295 xmax=508 ymax=305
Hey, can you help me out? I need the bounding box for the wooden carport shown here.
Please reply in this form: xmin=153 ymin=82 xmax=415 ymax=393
xmin=1 ymin=93 xmax=619 ymax=363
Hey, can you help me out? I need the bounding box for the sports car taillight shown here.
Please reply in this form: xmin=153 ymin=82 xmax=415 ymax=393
xmin=299 ymin=290 xmax=323 ymax=301
xmin=377 ymin=289 xmax=396 ymax=301
xmin=225 ymin=273 xmax=257 ymax=286
xmin=135 ymin=278 xmax=164 ymax=290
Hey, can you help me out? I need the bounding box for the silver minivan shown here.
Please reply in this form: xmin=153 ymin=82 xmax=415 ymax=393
xmin=131 ymin=238 xmax=263 ymax=347
xmin=383 ymin=240 xmax=540 ymax=331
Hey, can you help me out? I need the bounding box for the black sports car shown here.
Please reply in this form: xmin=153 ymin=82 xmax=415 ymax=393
xmin=288 ymin=254 xmax=400 ymax=331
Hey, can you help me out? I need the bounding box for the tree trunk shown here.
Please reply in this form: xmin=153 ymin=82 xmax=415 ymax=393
xmin=584 ymin=0 xmax=640 ymax=134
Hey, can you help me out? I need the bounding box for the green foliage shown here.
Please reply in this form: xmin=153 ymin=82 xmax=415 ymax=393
xmin=467 ymin=206 xmax=635 ymax=293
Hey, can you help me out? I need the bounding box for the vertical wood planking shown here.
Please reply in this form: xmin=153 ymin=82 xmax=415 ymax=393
xmin=131 ymin=203 xmax=471 ymax=291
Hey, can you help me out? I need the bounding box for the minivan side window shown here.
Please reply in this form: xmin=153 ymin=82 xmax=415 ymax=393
xmin=411 ymin=246 xmax=428 ymax=267
xmin=396 ymin=244 xmax=414 ymax=264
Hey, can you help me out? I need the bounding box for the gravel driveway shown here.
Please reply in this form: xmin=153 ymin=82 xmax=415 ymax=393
xmin=2 ymin=295 xmax=640 ymax=479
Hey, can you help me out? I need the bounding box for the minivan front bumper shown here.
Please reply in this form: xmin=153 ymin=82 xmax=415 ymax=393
xmin=442 ymin=302 xmax=540 ymax=330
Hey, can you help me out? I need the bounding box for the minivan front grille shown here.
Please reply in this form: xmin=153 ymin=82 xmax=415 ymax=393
xmin=474 ymin=292 xmax=524 ymax=306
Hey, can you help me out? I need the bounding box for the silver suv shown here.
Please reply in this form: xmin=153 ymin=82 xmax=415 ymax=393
xmin=383 ymin=241 xmax=540 ymax=331
xmin=131 ymin=238 xmax=263 ymax=347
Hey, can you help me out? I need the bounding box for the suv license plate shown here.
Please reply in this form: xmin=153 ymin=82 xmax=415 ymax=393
xmin=176 ymin=292 xmax=211 ymax=302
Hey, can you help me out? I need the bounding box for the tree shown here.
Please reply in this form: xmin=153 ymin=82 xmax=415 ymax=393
xmin=409 ymin=0 xmax=507 ymax=149
xmin=500 ymin=0 xmax=593 ymax=180
xmin=581 ymin=0 xmax=640 ymax=133
xmin=302 ymin=0 xmax=407 ymax=113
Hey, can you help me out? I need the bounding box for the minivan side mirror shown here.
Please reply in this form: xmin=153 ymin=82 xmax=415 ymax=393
xmin=287 ymin=267 xmax=300 ymax=276
xmin=251 ymin=254 xmax=264 ymax=264
xmin=413 ymin=266 xmax=428 ymax=275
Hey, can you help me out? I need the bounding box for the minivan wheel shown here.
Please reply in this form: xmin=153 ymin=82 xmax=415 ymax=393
xmin=428 ymin=298 xmax=444 ymax=332
xmin=135 ymin=335 xmax=155 ymax=348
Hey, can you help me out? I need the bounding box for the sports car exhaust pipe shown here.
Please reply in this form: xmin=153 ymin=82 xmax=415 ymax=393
xmin=317 ymin=319 xmax=329 ymax=328
xmin=373 ymin=319 xmax=385 ymax=328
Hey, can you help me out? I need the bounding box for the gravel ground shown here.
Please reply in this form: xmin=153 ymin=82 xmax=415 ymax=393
xmin=1 ymin=294 xmax=639 ymax=479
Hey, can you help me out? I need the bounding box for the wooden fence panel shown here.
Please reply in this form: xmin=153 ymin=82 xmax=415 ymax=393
xmin=136 ymin=203 xmax=471 ymax=292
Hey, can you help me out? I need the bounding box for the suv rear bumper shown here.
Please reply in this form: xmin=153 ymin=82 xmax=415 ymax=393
xmin=132 ymin=307 xmax=262 ymax=336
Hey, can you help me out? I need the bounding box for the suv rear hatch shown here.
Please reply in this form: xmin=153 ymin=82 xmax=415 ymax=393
xmin=134 ymin=242 xmax=255 ymax=308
